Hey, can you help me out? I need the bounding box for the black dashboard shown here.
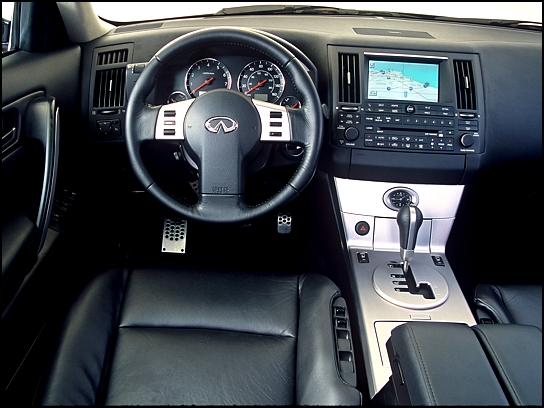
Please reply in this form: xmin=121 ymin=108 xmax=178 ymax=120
xmin=82 ymin=14 xmax=542 ymax=186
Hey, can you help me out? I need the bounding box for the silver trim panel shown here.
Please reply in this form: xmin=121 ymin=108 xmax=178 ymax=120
xmin=373 ymin=262 xmax=449 ymax=309
xmin=349 ymin=250 xmax=476 ymax=398
xmin=335 ymin=178 xmax=474 ymax=398
xmin=252 ymin=99 xmax=291 ymax=142
xmin=335 ymin=178 xmax=464 ymax=219
xmin=155 ymin=99 xmax=194 ymax=140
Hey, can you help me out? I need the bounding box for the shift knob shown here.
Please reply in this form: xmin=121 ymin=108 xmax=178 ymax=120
xmin=397 ymin=205 xmax=423 ymax=271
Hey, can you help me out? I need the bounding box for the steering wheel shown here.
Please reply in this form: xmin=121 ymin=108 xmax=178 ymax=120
xmin=126 ymin=27 xmax=322 ymax=224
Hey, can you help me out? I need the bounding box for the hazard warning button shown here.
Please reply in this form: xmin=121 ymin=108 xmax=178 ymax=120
xmin=354 ymin=221 xmax=371 ymax=236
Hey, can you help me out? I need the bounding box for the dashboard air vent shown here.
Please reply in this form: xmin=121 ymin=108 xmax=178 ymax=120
xmin=93 ymin=68 xmax=126 ymax=108
xmin=338 ymin=53 xmax=361 ymax=104
xmin=96 ymin=49 xmax=129 ymax=66
xmin=453 ymin=60 xmax=477 ymax=110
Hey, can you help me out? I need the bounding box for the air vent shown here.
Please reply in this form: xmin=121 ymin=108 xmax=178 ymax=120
xmin=453 ymin=60 xmax=477 ymax=110
xmin=338 ymin=53 xmax=361 ymax=103
xmin=93 ymin=68 xmax=126 ymax=108
xmin=96 ymin=49 xmax=128 ymax=66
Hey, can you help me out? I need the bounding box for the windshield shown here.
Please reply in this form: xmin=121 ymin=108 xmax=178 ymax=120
xmin=92 ymin=2 xmax=542 ymax=24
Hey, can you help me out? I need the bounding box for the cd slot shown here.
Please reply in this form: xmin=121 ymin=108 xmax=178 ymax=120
xmin=377 ymin=126 xmax=441 ymax=136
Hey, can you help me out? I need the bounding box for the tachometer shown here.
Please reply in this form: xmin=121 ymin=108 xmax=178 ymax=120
xmin=185 ymin=58 xmax=232 ymax=97
xmin=238 ymin=60 xmax=285 ymax=103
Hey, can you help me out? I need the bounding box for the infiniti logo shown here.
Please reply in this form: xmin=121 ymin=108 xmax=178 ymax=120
xmin=204 ymin=117 xmax=238 ymax=134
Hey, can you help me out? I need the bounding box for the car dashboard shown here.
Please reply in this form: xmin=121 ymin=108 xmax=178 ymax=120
xmin=1 ymin=4 xmax=542 ymax=406
xmin=82 ymin=14 xmax=541 ymax=182
xmin=80 ymin=14 xmax=543 ymax=399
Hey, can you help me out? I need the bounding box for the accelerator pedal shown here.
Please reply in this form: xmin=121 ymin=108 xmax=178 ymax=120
xmin=161 ymin=218 xmax=187 ymax=253
xmin=277 ymin=213 xmax=292 ymax=234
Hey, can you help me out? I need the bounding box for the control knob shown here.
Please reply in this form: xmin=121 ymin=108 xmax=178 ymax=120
xmin=344 ymin=127 xmax=359 ymax=141
xmin=460 ymin=133 xmax=475 ymax=148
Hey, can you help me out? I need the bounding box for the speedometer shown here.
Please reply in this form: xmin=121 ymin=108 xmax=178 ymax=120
xmin=238 ymin=60 xmax=285 ymax=103
xmin=185 ymin=58 xmax=232 ymax=97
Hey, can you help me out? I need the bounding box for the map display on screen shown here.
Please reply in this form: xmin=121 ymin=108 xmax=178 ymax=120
xmin=368 ymin=60 xmax=439 ymax=102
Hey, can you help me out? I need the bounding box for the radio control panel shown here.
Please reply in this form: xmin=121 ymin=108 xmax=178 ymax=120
xmin=329 ymin=47 xmax=485 ymax=156
xmin=333 ymin=101 xmax=483 ymax=154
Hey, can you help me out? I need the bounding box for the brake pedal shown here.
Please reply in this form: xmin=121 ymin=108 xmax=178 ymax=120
xmin=162 ymin=218 xmax=187 ymax=253
xmin=277 ymin=213 xmax=292 ymax=234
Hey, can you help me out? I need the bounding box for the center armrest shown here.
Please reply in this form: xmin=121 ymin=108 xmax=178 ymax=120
xmin=384 ymin=322 xmax=509 ymax=406
xmin=472 ymin=324 xmax=542 ymax=406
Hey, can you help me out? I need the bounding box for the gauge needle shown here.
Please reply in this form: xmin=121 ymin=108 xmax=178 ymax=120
xmin=291 ymin=103 xmax=299 ymax=108
xmin=245 ymin=79 xmax=267 ymax=95
xmin=190 ymin=77 xmax=214 ymax=95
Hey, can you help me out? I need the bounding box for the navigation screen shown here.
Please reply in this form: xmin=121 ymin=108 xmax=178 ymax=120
xmin=368 ymin=60 xmax=439 ymax=102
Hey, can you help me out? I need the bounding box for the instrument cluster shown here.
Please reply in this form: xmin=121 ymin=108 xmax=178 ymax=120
xmin=158 ymin=55 xmax=302 ymax=109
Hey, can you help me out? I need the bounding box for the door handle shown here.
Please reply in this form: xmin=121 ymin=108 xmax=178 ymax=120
xmin=1 ymin=126 xmax=19 ymax=153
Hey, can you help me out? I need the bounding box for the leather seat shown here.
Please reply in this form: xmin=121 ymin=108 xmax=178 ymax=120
xmin=36 ymin=267 xmax=362 ymax=405
xmin=473 ymin=284 xmax=542 ymax=330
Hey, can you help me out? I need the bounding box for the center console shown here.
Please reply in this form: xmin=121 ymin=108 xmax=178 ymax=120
xmin=335 ymin=177 xmax=476 ymax=398
xmin=327 ymin=45 xmax=486 ymax=399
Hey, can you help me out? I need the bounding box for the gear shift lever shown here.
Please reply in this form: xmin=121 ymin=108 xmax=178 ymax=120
xmin=397 ymin=205 xmax=423 ymax=273
xmin=373 ymin=204 xmax=446 ymax=305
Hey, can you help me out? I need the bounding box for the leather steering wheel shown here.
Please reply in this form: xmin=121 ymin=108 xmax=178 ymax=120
xmin=126 ymin=27 xmax=322 ymax=224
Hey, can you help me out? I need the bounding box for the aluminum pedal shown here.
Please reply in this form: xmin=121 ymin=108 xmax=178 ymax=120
xmin=277 ymin=213 xmax=292 ymax=234
xmin=161 ymin=218 xmax=187 ymax=253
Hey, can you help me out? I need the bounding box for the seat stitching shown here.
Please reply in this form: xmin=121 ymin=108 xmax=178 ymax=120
xmin=472 ymin=326 xmax=521 ymax=405
xmin=406 ymin=324 xmax=437 ymax=405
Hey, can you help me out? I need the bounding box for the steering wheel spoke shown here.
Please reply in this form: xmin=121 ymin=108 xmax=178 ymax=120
xmin=196 ymin=138 xmax=247 ymax=196
xmin=252 ymin=99 xmax=291 ymax=143
xmin=195 ymin=193 xmax=248 ymax=220
xmin=155 ymin=99 xmax=194 ymax=140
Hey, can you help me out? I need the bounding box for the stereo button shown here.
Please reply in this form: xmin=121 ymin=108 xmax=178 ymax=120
xmin=460 ymin=134 xmax=475 ymax=147
xmin=344 ymin=127 xmax=359 ymax=141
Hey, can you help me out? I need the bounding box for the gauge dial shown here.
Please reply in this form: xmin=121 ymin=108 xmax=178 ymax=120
xmin=238 ymin=60 xmax=285 ymax=103
xmin=384 ymin=187 xmax=419 ymax=211
xmin=185 ymin=58 xmax=232 ymax=97
xmin=167 ymin=91 xmax=187 ymax=104
xmin=280 ymin=96 xmax=302 ymax=109
xmin=389 ymin=190 xmax=413 ymax=208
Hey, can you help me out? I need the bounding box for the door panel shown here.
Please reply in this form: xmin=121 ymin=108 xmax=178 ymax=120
xmin=1 ymin=93 xmax=59 ymax=307
xmin=1 ymin=3 xmax=81 ymax=402
xmin=2 ymin=47 xmax=79 ymax=309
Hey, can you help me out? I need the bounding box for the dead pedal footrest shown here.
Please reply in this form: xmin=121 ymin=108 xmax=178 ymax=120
xmin=162 ymin=218 xmax=187 ymax=253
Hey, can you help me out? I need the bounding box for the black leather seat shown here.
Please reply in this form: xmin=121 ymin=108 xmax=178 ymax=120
xmin=37 ymin=267 xmax=362 ymax=405
xmin=473 ymin=284 xmax=542 ymax=330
